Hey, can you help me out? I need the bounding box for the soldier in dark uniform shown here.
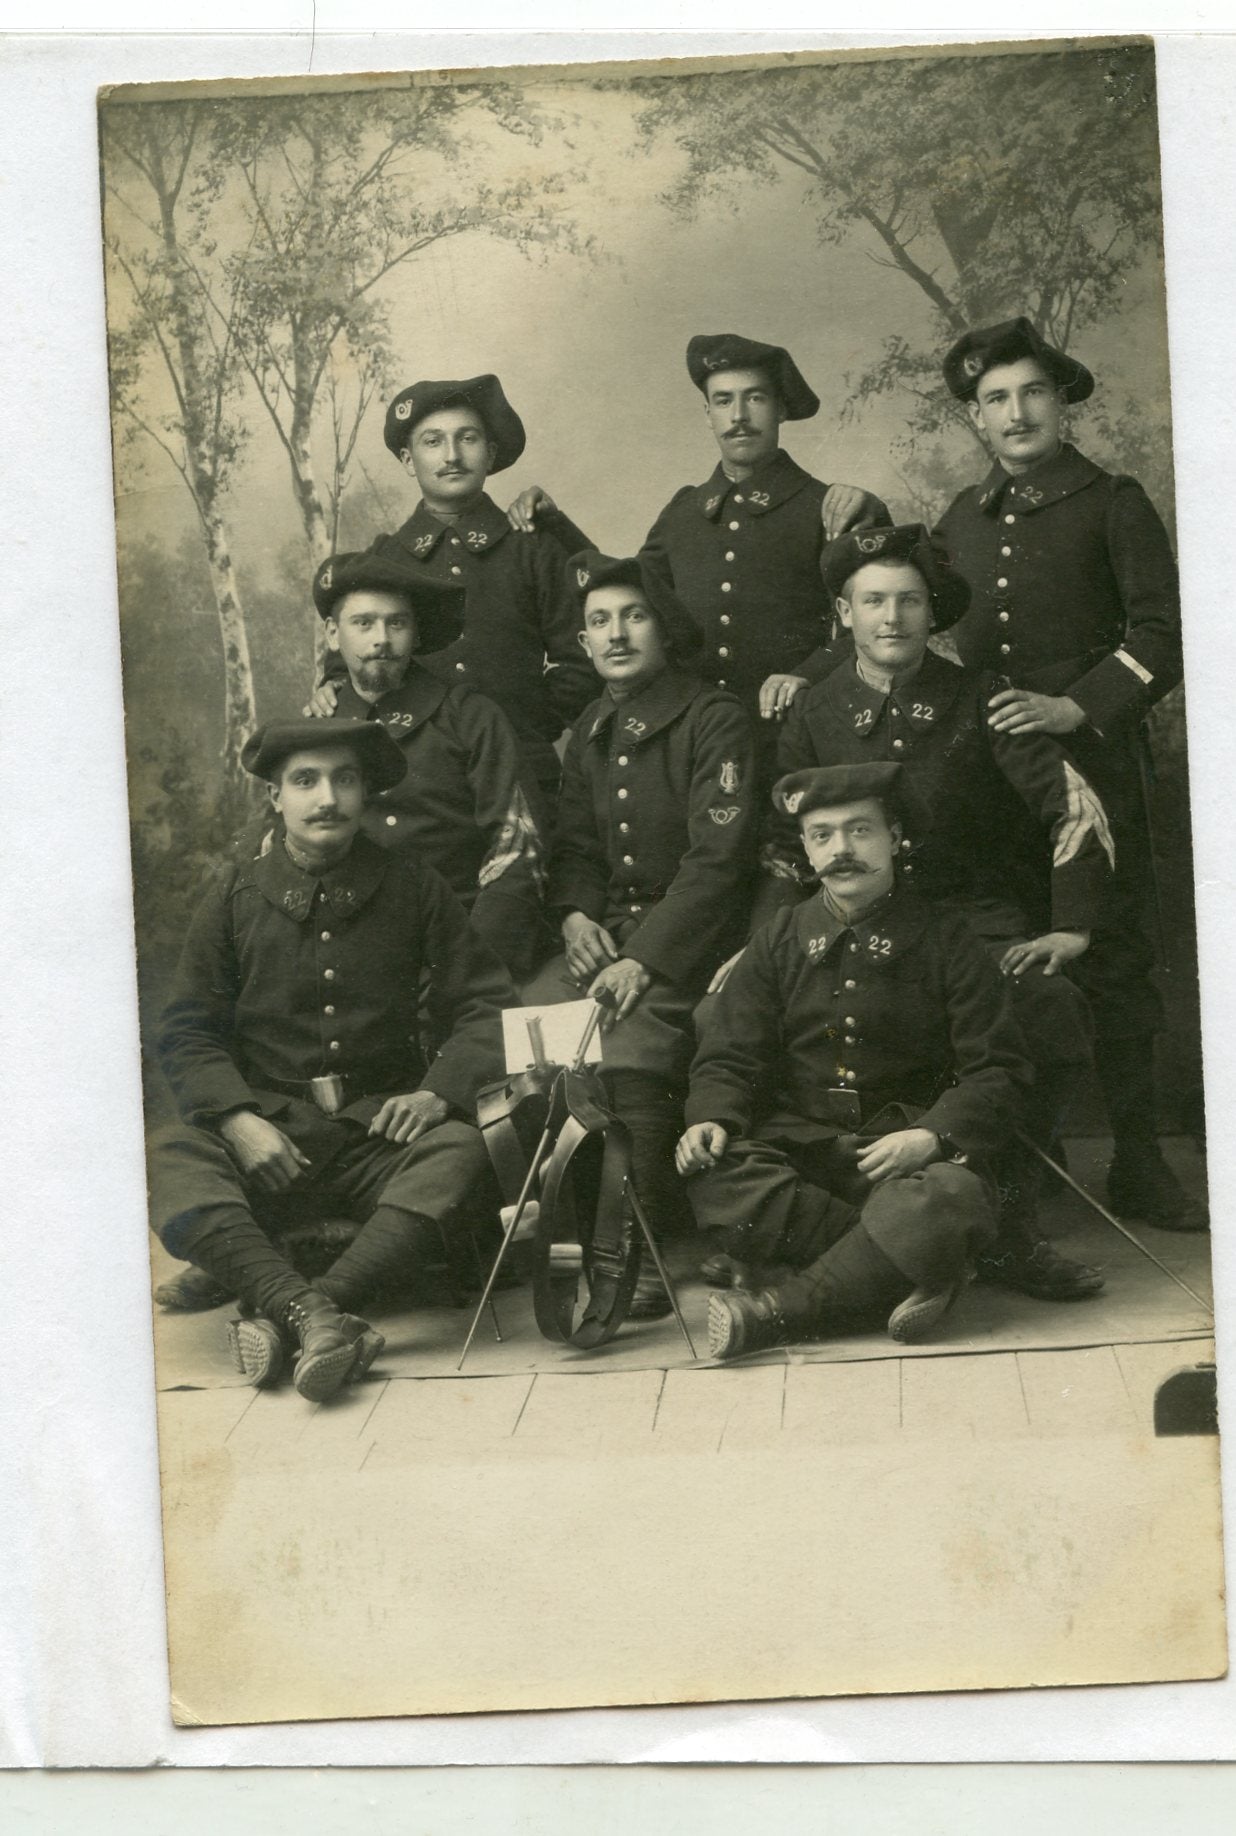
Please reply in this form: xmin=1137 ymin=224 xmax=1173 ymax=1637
xmin=508 ymin=332 xmax=889 ymax=764
xmin=314 ymin=374 xmax=595 ymax=816
xmin=765 ymin=525 xmax=1113 ymax=1301
xmin=935 ymin=316 xmax=1201 ymax=1230
xmin=146 ymin=719 xmax=513 ymax=1401
xmin=677 ymin=763 xmax=1033 ymax=1359
xmin=524 ymin=550 xmax=760 ymax=1314
xmin=309 ymin=549 xmax=545 ymax=979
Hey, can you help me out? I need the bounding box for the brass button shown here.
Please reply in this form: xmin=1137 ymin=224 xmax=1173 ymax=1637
xmin=455 ymin=662 xmax=465 ymax=672
xmin=728 ymin=520 xmax=740 ymax=531
xmin=733 ymin=494 xmax=744 ymax=504
xmin=324 ymin=1004 xmax=336 ymax=1016
xmin=616 ymin=788 xmax=629 ymax=799
xmin=324 ymin=969 xmax=336 ymax=982
xmin=1000 ymin=643 xmax=1011 ymax=656
xmin=385 ymin=814 xmax=397 ymax=826
xmin=998 ymin=611 xmax=1010 ymax=623
xmin=320 ymin=930 xmax=332 ymax=942
xmin=996 ymin=576 xmax=1008 ymax=589
xmin=622 ymin=854 xmax=634 ymax=866
xmin=719 ymin=646 xmax=730 ymax=658
xmin=1004 ymin=513 xmax=1016 ymax=525
xmin=844 ymin=978 xmax=856 ymax=990
xmin=619 ymin=821 xmax=630 ymax=834
xmin=893 ymin=738 xmax=905 ymax=749
xmin=1000 ymin=545 xmax=1011 ymax=557
xmin=328 ymin=1040 xmax=341 ymax=1053
xmin=450 ymin=565 xmax=462 ymax=576
xmin=721 ymin=582 xmax=732 ymax=593
xmin=617 ymin=754 xmax=629 ymax=766
xmin=720 ymin=614 xmax=731 ymax=626
xmin=724 ymin=550 xmax=735 ymax=562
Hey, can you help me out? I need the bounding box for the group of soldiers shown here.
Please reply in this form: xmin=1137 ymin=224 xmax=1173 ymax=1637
xmin=146 ymin=315 xmax=1202 ymax=1400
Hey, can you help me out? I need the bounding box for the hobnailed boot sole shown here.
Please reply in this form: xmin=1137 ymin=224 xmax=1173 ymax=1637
xmin=291 ymin=1337 xmax=364 ymax=1403
xmin=706 ymin=1290 xmax=792 ymax=1360
xmin=228 ymin=1317 xmax=286 ymax=1387
xmin=887 ymin=1281 xmax=963 ymax=1345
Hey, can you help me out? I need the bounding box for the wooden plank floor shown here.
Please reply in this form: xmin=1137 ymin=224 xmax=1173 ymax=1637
xmin=157 ymin=1335 xmax=1214 ymax=1479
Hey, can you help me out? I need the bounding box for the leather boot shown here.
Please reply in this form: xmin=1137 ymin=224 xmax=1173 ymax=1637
xmin=706 ymin=1286 xmax=813 ymax=1360
xmin=282 ymin=1291 xmax=383 ymax=1402
xmin=1097 ymin=1036 xmax=1208 ymax=1230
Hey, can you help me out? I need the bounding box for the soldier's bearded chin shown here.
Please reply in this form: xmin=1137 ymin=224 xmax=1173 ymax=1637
xmin=356 ymin=660 xmax=404 ymax=692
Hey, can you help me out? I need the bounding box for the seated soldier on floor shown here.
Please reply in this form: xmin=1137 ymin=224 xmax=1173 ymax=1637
xmin=677 ymin=763 xmax=1033 ymax=1360
xmin=758 ymin=524 xmax=1114 ymax=1304
xmin=147 ymin=718 xmax=513 ymax=1402
xmin=522 ymin=549 xmax=759 ymax=1317
xmin=308 ymin=549 xmax=545 ymax=980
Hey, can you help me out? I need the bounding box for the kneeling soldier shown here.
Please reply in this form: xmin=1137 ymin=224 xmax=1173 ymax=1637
xmin=678 ymin=763 xmax=1032 ymax=1358
xmin=147 ymin=719 xmax=512 ymax=1401
xmin=526 ymin=550 xmax=759 ymax=1315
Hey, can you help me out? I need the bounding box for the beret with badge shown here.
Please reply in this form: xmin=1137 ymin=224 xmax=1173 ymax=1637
xmin=820 ymin=522 xmax=971 ymax=632
xmin=242 ymin=717 xmax=409 ymax=794
xmin=382 ymin=373 xmax=527 ymax=471
xmin=772 ymin=761 xmax=933 ymax=844
xmin=685 ymin=332 xmax=820 ymax=421
xmin=942 ymin=314 xmax=1094 ymax=405
xmin=568 ymin=548 xmax=705 ymax=664
xmin=312 ymin=550 xmax=465 ymax=653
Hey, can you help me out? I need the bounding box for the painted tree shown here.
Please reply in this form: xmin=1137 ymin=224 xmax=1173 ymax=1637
xmin=628 ymin=42 xmax=1168 ymax=507
xmin=101 ymin=99 xmax=260 ymax=819
xmin=203 ymin=85 xmax=594 ymax=664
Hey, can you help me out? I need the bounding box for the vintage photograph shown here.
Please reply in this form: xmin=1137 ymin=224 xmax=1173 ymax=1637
xmin=99 ymin=38 xmax=1224 ymax=1725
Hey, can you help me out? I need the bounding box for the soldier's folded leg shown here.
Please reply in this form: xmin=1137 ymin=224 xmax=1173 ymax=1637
xmin=707 ymin=1221 xmax=906 ymax=1359
xmin=685 ymin=1134 xmax=861 ymax=1279
xmin=314 ymin=1119 xmax=491 ymax=1312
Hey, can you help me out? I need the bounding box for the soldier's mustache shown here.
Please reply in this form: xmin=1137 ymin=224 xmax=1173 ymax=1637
xmin=823 ymin=856 xmax=867 ymax=876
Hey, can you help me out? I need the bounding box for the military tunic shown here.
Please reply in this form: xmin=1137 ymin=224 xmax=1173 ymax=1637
xmin=348 ymin=493 xmax=597 ymax=796
xmin=936 ymin=442 xmax=1179 ymax=1039
xmin=685 ymin=883 xmax=1029 ymax=1285
xmin=329 ymin=665 xmax=544 ymax=977
xmin=148 ymin=833 xmax=514 ymax=1247
xmin=548 ymin=666 xmax=759 ymax=994
xmin=937 ymin=443 xmax=1182 ymax=731
xmin=771 ymin=651 xmax=1113 ymax=950
xmin=640 ymin=449 xmax=888 ymax=724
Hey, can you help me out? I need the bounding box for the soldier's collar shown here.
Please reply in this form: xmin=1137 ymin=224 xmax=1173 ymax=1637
xmin=977 ymin=442 xmax=1101 ymax=515
xmin=793 ymin=880 xmax=927 ymax=965
xmin=586 ymin=665 xmax=701 ymax=746
xmin=251 ymin=829 xmax=389 ymax=922
xmin=397 ymin=493 xmax=510 ymax=557
xmin=695 ymin=448 xmax=813 ymax=521
xmin=825 ymin=649 xmax=962 ymax=736
xmin=334 ymin=660 xmax=449 ymax=733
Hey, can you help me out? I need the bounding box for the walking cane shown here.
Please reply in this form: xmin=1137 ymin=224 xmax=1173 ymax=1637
xmin=1018 ymin=1130 xmax=1212 ymax=1314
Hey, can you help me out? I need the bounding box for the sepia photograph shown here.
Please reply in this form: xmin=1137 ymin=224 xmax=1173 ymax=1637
xmin=96 ymin=36 xmax=1224 ymax=1727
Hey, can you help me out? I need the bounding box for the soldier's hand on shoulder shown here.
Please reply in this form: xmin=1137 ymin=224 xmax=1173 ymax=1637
xmin=821 ymin=484 xmax=885 ymax=539
xmin=986 ymin=687 xmax=1086 ymax=736
xmin=562 ymin=911 xmax=619 ymax=981
xmin=856 ymin=1127 xmax=941 ymax=1185
xmin=675 ymin=1122 xmax=730 ymax=1175
xmin=219 ymin=1110 xmax=311 ymax=1192
xmin=505 ymin=485 xmax=557 ymax=534
xmin=588 ymin=956 xmax=652 ymax=1025
xmin=303 ymin=680 xmax=340 ymax=719
xmin=758 ymin=672 xmax=809 ymax=720
xmin=369 ymin=1089 xmax=450 ymax=1145
xmin=1000 ymin=930 xmax=1091 ymax=978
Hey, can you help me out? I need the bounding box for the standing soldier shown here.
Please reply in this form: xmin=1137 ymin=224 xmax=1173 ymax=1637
xmin=935 ymin=316 xmax=1201 ymax=1231
xmin=678 ymin=763 xmax=1032 ymax=1359
xmin=509 ymin=332 xmax=889 ymax=763
xmin=525 ymin=550 xmax=760 ymax=1315
xmin=316 ymin=374 xmax=595 ymax=818
xmin=765 ymin=525 xmax=1113 ymax=1301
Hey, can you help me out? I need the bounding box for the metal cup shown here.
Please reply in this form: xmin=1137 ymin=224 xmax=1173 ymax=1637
xmin=309 ymin=1073 xmax=346 ymax=1115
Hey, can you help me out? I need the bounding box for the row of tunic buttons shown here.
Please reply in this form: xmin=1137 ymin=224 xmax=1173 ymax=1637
xmin=997 ymin=510 xmax=1016 ymax=655
xmin=449 ymin=534 xmax=463 ymax=578
xmin=719 ymin=493 xmax=744 ymax=631
xmin=319 ymin=908 xmax=341 ymax=1053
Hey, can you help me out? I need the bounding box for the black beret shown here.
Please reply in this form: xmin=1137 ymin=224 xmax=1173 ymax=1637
xmin=821 ymin=523 xmax=971 ymax=633
xmin=312 ymin=550 xmax=464 ymax=654
xmin=382 ymin=373 xmax=526 ymax=471
xmin=772 ymin=762 xmax=932 ymax=842
xmin=241 ymin=718 xmax=408 ymax=794
xmin=685 ymin=332 xmax=819 ymax=421
xmin=568 ymin=548 xmax=704 ymax=664
xmin=943 ymin=315 xmax=1094 ymax=404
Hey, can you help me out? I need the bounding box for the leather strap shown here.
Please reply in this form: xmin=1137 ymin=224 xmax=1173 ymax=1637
xmin=531 ymin=1068 xmax=642 ymax=1348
